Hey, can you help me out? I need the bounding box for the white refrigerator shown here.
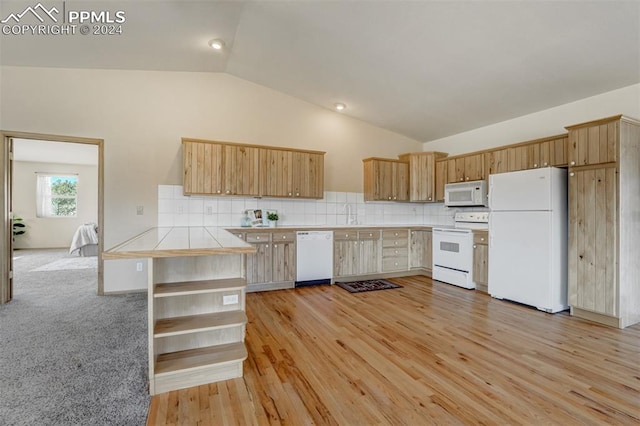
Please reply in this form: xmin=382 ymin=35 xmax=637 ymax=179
xmin=488 ymin=167 xmax=568 ymax=313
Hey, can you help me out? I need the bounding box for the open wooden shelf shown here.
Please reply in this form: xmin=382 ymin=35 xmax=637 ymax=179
xmin=154 ymin=311 xmax=247 ymax=338
xmin=154 ymin=278 xmax=246 ymax=298
xmin=155 ymin=342 xmax=247 ymax=376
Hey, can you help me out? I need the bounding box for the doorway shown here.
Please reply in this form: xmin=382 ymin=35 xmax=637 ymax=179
xmin=0 ymin=131 xmax=104 ymax=303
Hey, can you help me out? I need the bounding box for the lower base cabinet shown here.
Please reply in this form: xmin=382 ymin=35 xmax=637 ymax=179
xmin=382 ymin=229 xmax=409 ymax=272
xmin=409 ymin=229 xmax=433 ymax=275
xmin=333 ymin=230 xmax=381 ymax=277
xmin=244 ymin=231 xmax=296 ymax=291
xmin=472 ymin=230 xmax=489 ymax=293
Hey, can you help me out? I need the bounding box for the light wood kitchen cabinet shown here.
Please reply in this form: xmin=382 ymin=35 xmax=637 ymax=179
xmin=398 ymin=152 xmax=448 ymax=202
xmin=183 ymin=139 xmax=324 ymax=199
xmin=566 ymin=115 xmax=640 ymax=328
xmin=484 ymin=148 xmax=509 ymax=176
xmin=245 ymin=231 xmax=296 ymax=290
xmin=183 ymin=140 xmax=260 ymax=196
xmin=409 ymin=229 xmax=432 ymax=275
xmin=443 ymin=154 xmax=485 ymax=183
xmin=434 ymin=159 xmax=447 ymax=202
xmin=508 ymin=143 xmax=540 ymax=171
xmin=568 ymin=119 xmax=618 ymax=167
xmin=382 ymin=229 xmax=409 ymax=272
xmin=363 ymin=158 xmax=410 ymax=201
xmin=472 ymin=231 xmax=488 ymax=293
xmin=271 ymin=232 xmax=296 ymax=282
xmin=539 ymin=135 xmax=568 ymax=167
xmin=333 ymin=230 xmax=381 ymax=277
xmin=260 ymin=149 xmax=325 ymax=199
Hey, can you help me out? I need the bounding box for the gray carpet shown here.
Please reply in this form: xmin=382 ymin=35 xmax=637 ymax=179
xmin=0 ymin=249 xmax=149 ymax=426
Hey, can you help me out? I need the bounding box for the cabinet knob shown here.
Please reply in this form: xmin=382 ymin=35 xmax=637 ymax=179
xmin=570 ymin=161 xmax=576 ymax=166
xmin=345 ymin=234 xmax=349 ymax=237
xmin=473 ymin=245 xmax=477 ymax=249
xmin=266 ymin=245 xmax=269 ymax=248
xmin=288 ymin=192 xmax=292 ymax=196
xmin=569 ymin=172 xmax=575 ymax=177
xmin=394 ymin=250 xmax=398 ymax=254
xmin=282 ymin=235 xmax=286 ymax=239
xmin=256 ymin=236 xmax=260 ymax=240
xmin=533 ymin=163 xmax=538 ymax=168
xmin=481 ymin=237 xmax=485 ymax=241
xmin=217 ymin=190 xmax=221 ymax=194
xmin=274 ymin=244 xmax=278 ymax=248
xmin=543 ymin=162 xmax=548 ymax=166
xmin=460 ymin=178 xmax=464 ymax=181
xmin=394 ymin=262 xmax=398 ymax=266
xmin=388 ymin=196 xmax=392 ymax=200
xmin=394 ymin=241 xmax=398 ymax=245
xmin=428 ymin=197 xmax=432 ymax=201
xmin=296 ymin=192 xmax=300 ymax=197
xmin=225 ymin=190 xmax=231 ymax=194
xmin=465 ymin=177 xmax=469 ymax=181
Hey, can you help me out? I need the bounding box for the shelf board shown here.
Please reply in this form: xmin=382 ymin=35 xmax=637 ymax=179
xmin=155 ymin=342 xmax=247 ymax=376
xmin=154 ymin=311 xmax=247 ymax=338
xmin=154 ymin=278 xmax=246 ymax=298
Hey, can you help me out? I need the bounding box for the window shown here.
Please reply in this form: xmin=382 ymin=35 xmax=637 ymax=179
xmin=36 ymin=174 xmax=78 ymax=218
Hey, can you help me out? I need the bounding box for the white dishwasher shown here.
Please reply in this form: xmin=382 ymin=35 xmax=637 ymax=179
xmin=296 ymin=231 xmax=333 ymax=287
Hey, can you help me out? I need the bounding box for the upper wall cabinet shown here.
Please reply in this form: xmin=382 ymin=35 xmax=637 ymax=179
xmin=183 ymin=139 xmax=325 ymax=199
xmin=259 ymin=149 xmax=324 ymax=199
xmin=567 ymin=119 xmax=617 ymax=166
xmin=183 ymin=140 xmax=260 ymax=196
xmin=398 ymin=152 xmax=448 ymax=202
xmin=363 ymin=158 xmax=409 ymax=201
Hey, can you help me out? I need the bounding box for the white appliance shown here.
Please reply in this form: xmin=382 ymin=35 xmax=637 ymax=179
xmin=432 ymin=212 xmax=489 ymax=289
xmin=296 ymin=231 xmax=333 ymax=287
xmin=488 ymin=167 xmax=568 ymax=313
xmin=445 ymin=180 xmax=488 ymax=207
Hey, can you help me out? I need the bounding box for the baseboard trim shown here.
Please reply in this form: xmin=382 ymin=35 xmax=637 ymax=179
xmin=103 ymin=288 xmax=147 ymax=296
xmin=570 ymin=307 xmax=622 ymax=328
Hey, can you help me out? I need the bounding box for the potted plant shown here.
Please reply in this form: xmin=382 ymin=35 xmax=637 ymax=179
xmin=13 ymin=216 xmax=26 ymax=241
xmin=267 ymin=212 xmax=279 ymax=227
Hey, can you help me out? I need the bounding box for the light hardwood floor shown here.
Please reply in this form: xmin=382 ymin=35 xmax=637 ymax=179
xmin=147 ymin=276 xmax=640 ymax=425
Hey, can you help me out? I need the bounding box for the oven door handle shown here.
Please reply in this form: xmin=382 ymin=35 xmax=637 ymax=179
xmin=434 ymin=229 xmax=471 ymax=235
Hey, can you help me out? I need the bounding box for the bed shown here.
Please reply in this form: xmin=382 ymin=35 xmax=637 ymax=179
xmin=70 ymin=223 xmax=99 ymax=256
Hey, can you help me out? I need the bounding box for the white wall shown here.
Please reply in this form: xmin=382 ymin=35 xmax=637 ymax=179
xmin=423 ymin=84 xmax=640 ymax=155
xmin=1 ymin=66 xmax=423 ymax=292
xmin=13 ymin=161 xmax=98 ymax=249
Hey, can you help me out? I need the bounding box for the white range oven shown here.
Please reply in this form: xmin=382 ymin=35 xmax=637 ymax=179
xmin=432 ymin=212 xmax=489 ymax=289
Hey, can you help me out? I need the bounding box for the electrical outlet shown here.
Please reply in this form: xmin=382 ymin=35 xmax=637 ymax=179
xmin=223 ymin=294 xmax=239 ymax=305
xmin=206 ymin=206 xmax=213 ymax=215
xmin=136 ymin=206 xmax=144 ymax=215
xmin=136 ymin=262 xmax=143 ymax=272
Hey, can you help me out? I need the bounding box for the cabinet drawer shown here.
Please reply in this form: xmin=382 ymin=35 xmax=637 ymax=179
xmin=382 ymin=238 xmax=409 ymax=248
xmin=232 ymin=232 xmax=245 ymax=240
xmin=473 ymin=232 xmax=488 ymax=244
xmin=358 ymin=230 xmax=380 ymax=240
xmin=382 ymin=247 xmax=408 ymax=258
xmin=382 ymin=229 xmax=409 ymax=239
xmin=246 ymin=233 xmax=271 ymax=243
xmin=271 ymin=232 xmax=296 ymax=242
xmin=334 ymin=231 xmax=358 ymax=241
xmin=382 ymin=257 xmax=409 ymax=272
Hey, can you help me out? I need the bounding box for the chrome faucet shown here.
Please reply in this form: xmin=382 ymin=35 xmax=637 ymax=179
xmin=344 ymin=203 xmax=357 ymax=225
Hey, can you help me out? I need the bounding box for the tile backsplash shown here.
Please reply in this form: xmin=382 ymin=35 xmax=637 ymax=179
xmin=158 ymin=185 xmax=460 ymax=227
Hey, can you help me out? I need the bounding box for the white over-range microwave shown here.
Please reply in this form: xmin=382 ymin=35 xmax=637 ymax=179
xmin=444 ymin=180 xmax=488 ymax=207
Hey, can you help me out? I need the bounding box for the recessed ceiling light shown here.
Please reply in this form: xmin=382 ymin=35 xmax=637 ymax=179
xmin=208 ymin=39 xmax=225 ymax=50
xmin=334 ymin=103 xmax=346 ymax=111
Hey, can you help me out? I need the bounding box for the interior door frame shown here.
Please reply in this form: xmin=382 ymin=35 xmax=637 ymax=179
xmin=0 ymin=131 xmax=105 ymax=302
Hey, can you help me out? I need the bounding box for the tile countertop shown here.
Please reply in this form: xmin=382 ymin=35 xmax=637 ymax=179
xmin=103 ymin=227 xmax=256 ymax=259
xmin=103 ymin=224 xmax=484 ymax=259
xmin=226 ymin=224 xmax=441 ymax=231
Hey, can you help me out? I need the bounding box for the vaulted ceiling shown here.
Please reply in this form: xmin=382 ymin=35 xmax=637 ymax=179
xmin=1 ymin=1 xmax=638 ymax=142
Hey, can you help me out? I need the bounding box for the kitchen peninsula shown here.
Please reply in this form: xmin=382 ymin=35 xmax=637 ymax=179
xmin=103 ymin=227 xmax=256 ymax=395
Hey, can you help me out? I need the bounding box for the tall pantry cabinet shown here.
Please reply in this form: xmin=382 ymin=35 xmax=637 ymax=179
xmin=565 ymin=115 xmax=640 ymax=328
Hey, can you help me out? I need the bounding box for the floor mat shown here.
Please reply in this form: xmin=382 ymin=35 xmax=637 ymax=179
xmin=335 ymin=279 xmax=402 ymax=293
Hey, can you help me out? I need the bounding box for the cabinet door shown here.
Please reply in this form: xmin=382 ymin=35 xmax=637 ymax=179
xmin=423 ymin=230 xmax=433 ymax=271
xmin=272 ymin=241 xmax=296 ymax=282
xmin=568 ymin=121 xmax=618 ymax=166
xmin=451 ymin=158 xmax=465 ymax=183
xmin=359 ymin=240 xmax=379 ymax=274
xmin=507 ymin=145 xmax=528 ymax=172
xmin=464 ymin=154 xmax=484 ymax=181
xmin=540 ymin=136 xmax=568 ymax=167
xmin=568 ymin=166 xmax=618 ymax=316
xmin=246 ymin=242 xmax=272 ymax=285
xmin=259 ymin=149 xmax=292 ymax=197
xmin=292 ymin=152 xmax=324 ymax=198
xmin=223 ymin=145 xmax=260 ymax=196
xmin=409 ymin=231 xmax=424 ymax=269
xmin=485 ymin=149 xmax=509 ymax=176
xmin=393 ymin=162 xmax=410 ymax=201
xmin=404 ymin=153 xmax=436 ymax=202
xmin=184 ymin=141 xmax=224 ymax=195
xmin=334 ymin=240 xmax=359 ymax=277
xmin=435 ymin=160 xmax=447 ymax=202
xmin=473 ymin=243 xmax=488 ymax=292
